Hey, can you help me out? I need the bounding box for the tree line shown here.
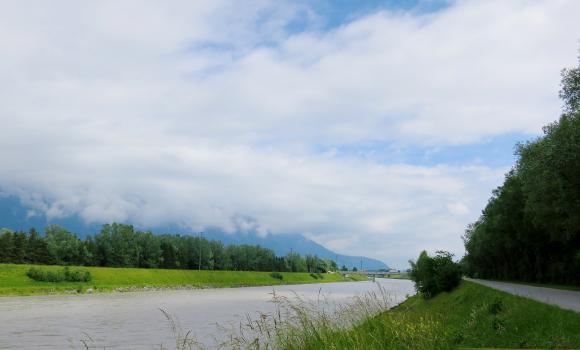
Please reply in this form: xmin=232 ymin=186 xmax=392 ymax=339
xmin=0 ymin=223 xmax=339 ymax=273
xmin=462 ymin=58 xmax=580 ymax=285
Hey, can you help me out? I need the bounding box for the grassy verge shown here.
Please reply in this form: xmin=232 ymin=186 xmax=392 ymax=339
xmin=0 ymin=264 xmax=368 ymax=296
xmin=394 ymin=281 xmax=580 ymax=349
xmin=249 ymin=281 xmax=580 ymax=350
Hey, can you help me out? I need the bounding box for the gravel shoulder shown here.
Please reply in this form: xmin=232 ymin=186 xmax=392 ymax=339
xmin=466 ymin=278 xmax=580 ymax=312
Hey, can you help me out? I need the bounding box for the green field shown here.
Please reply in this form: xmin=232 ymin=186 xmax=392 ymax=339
xmin=0 ymin=264 xmax=367 ymax=296
xmin=263 ymin=281 xmax=580 ymax=349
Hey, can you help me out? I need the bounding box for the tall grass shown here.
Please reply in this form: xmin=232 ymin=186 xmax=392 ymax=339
xmin=159 ymin=308 xmax=202 ymax=350
xmin=223 ymin=285 xmax=444 ymax=350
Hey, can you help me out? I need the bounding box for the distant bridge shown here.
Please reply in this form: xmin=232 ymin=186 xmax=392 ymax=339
xmin=337 ymin=271 xmax=407 ymax=278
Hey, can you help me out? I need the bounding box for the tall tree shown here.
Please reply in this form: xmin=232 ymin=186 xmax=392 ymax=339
xmin=45 ymin=224 xmax=83 ymax=265
xmin=0 ymin=229 xmax=15 ymax=263
xmin=12 ymin=231 xmax=27 ymax=264
xmin=160 ymin=239 xmax=178 ymax=269
xmin=27 ymin=228 xmax=52 ymax=264
xmin=463 ymin=56 xmax=580 ymax=284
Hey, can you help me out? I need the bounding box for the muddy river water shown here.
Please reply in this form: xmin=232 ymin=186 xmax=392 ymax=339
xmin=0 ymin=278 xmax=414 ymax=349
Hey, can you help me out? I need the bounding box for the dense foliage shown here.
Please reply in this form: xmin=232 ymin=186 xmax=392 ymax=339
xmin=463 ymin=59 xmax=580 ymax=285
xmin=0 ymin=223 xmax=338 ymax=273
xmin=26 ymin=266 xmax=91 ymax=282
xmin=409 ymin=250 xmax=462 ymax=298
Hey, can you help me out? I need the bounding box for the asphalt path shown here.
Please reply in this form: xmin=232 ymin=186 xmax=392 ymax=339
xmin=466 ymin=278 xmax=580 ymax=312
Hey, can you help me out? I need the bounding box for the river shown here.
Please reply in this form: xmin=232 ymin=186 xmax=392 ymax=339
xmin=0 ymin=278 xmax=414 ymax=349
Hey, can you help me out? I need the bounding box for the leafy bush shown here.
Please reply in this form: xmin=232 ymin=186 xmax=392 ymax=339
xmin=64 ymin=267 xmax=92 ymax=282
xmin=270 ymin=272 xmax=283 ymax=280
xmin=26 ymin=267 xmax=92 ymax=282
xmin=409 ymin=250 xmax=462 ymax=299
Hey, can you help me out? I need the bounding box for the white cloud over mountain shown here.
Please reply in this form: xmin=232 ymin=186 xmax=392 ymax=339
xmin=0 ymin=0 xmax=578 ymax=266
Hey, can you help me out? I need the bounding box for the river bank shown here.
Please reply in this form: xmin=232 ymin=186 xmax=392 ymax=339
xmin=0 ymin=263 xmax=367 ymax=296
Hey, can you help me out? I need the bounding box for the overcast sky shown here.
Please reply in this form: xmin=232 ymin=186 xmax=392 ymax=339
xmin=0 ymin=0 xmax=578 ymax=267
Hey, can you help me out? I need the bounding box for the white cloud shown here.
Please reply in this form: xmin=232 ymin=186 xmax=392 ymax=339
xmin=0 ymin=0 xmax=577 ymax=266
xmin=447 ymin=202 xmax=470 ymax=216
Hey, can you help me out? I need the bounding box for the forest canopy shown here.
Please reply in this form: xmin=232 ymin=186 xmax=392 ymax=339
xmin=462 ymin=58 xmax=580 ymax=285
xmin=0 ymin=223 xmax=338 ymax=273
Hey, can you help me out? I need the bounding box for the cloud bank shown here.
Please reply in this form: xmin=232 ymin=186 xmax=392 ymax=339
xmin=0 ymin=0 xmax=578 ymax=266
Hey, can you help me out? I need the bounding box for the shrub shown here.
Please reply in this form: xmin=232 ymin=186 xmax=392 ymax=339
xmin=26 ymin=267 xmax=64 ymax=282
xmin=64 ymin=267 xmax=92 ymax=282
xmin=409 ymin=250 xmax=462 ymax=299
xmin=26 ymin=267 xmax=92 ymax=283
xmin=270 ymin=272 xmax=283 ymax=280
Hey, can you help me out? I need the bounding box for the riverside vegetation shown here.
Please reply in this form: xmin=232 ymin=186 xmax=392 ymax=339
xmin=0 ymin=263 xmax=367 ymax=296
xmin=0 ymin=222 xmax=370 ymax=296
xmin=0 ymin=223 xmax=340 ymax=273
xmin=26 ymin=266 xmax=91 ymax=283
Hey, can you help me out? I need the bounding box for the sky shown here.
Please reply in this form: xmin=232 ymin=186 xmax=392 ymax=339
xmin=0 ymin=0 xmax=578 ymax=268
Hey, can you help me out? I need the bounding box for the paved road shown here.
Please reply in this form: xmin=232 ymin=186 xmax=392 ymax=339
xmin=466 ymin=278 xmax=580 ymax=312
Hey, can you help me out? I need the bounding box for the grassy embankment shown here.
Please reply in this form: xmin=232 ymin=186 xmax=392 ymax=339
xmin=0 ymin=263 xmax=367 ymax=296
xmin=259 ymin=281 xmax=580 ymax=350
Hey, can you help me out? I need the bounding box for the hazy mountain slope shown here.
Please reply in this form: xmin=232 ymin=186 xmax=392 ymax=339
xmin=0 ymin=195 xmax=388 ymax=270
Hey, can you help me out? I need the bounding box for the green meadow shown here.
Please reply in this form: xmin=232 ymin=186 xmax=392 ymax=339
xmin=0 ymin=263 xmax=367 ymax=296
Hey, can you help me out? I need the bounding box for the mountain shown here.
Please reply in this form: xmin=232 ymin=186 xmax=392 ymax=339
xmin=0 ymin=195 xmax=388 ymax=270
xmin=201 ymin=229 xmax=388 ymax=270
